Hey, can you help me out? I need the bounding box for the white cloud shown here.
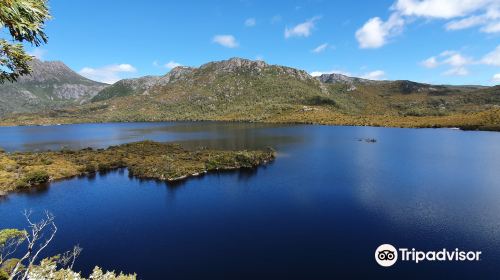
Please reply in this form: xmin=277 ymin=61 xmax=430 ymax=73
xmin=421 ymin=46 xmax=500 ymax=78
xmin=165 ymin=61 xmax=182 ymax=69
xmin=361 ymin=70 xmax=386 ymax=80
xmin=79 ymin=64 xmax=137 ymax=84
xmin=28 ymin=48 xmax=46 ymax=60
xmin=444 ymin=67 xmax=469 ymax=76
xmin=481 ymin=21 xmax=500 ymax=33
xmin=420 ymin=50 xmax=472 ymax=76
xmin=212 ymin=35 xmax=239 ymax=48
xmin=357 ymin=0 xmax=500 ymax=48
xmin=245 ymin=18 xmax=256 ymax=27
xmin=392 ymin=0 xmax=494 ymax=19
xmin=310 ymin=71 xmax=325 ymax=77
xmin=446 ymin=15 xmax=487 ymax=30
xmin=312 ymin=43 xmax=328 ymax=53
xmin=482 ymin=45 xmax=500 ymax=66
xmin=310 ymin=69 xmax=386 ymax=80
xmin=285 ymin=16 xmax=321 ymax=38
xmin=421 ymin=56 xmax=439 ymax=68
xmin=355 ymin=14 xmax=404 ymax=48
xmin=443 ymin=52 xmax=471 ymax=67
xmin=310 ymin=70 xmax=352 ymax=77
xmin=153 ymin=60 xmax=183 ymax=69
xmin=445 ymin=6 xmax=500 ymax=33
xmin=492 ymin=73 xmax=500 ymax=82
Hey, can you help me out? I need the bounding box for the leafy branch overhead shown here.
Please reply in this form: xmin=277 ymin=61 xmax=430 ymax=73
xmin=0 ymin=0 xmax=50 ymax=83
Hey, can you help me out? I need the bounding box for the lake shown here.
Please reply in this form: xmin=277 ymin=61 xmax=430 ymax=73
xmin=1 ymin=122 xmax=500 ymax=279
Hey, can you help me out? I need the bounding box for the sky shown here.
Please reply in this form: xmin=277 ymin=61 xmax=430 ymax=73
xmin=24 ymin=0 xmax=500 ymax=85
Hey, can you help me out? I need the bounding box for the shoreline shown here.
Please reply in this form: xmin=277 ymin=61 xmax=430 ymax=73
xmin=0 ymin=116 xmax=498 ymax=132
xmin=0 ymin=141 xmax=276 ymax=195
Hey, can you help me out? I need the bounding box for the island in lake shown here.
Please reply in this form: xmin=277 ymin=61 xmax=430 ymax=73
xmin=0 ymin=141 xmax=275 ymax=194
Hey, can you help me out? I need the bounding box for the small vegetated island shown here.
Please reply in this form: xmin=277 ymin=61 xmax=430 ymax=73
xmin=0 ymin=141 xmax=275 ymax=194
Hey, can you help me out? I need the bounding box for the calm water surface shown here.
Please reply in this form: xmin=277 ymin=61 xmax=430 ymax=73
xmin=1 ymin=122 xmax=500 ymax=279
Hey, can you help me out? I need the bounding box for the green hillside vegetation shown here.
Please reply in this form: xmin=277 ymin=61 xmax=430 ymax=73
xmin=1 ymin=58 xmax=499 ymax=131
xmin=90 ymin=76 xmax=160 ymax=102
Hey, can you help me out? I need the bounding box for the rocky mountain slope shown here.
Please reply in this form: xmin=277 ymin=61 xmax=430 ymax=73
xmin=86 ymin=58 xmax=327 ymax=120
xmin=1 ymin=57 xmax=499 ymax=130
xmin=0 ymin=59 xmax=108 ymax=116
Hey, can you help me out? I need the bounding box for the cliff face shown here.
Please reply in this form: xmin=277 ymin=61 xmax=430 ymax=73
xmin=0 ymin=59 xmax=108 ymax=116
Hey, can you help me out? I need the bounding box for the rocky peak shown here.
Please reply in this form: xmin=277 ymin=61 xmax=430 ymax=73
xmin=317 ymin=72 xmax=389 ymax=88
xmin=200 ymin=57 xmax=268 ymax=73
xmin=17 ymin=58 xmax=98 ymax=84
xmin=318 ymin=73 xmax=358 ymax=84
xmin=157 ymin=66 xmax=195 ymax=85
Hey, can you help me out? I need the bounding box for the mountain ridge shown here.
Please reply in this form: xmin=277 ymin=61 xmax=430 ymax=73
xmin=1 ymin=57 xmax=499 ymax=131
xmin=0 ymin=58 xmax=108 ymax=117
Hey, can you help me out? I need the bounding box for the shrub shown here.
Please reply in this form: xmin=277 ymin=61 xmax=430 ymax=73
xmin=97 ymin=162 xmax=111 ymax=172
xmin=305 ymin=96 xmax=337 ymax=106
xmin=82 ymin=163 xmax=97 ymax=173
xmin=40 ymin=157 xmax=53 ymax=165
xmin=0 ymin=269 xmax=8 ymax=280
xmin=19 ymin=170 xmax=50 ymax=187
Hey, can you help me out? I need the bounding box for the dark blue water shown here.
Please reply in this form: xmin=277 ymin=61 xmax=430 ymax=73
xmin=1 ymin=122 xmax=500 ymax=279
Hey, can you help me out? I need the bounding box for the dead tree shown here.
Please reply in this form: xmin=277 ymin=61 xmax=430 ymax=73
xmin=9 ymin=210 xmax=57 ymax=280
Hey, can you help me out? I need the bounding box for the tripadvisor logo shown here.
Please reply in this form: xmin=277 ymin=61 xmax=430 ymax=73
xmin=375 ymin=244 xmax=482 ymax=267
xmin=375 ymin=244 xmax=398 ymax=267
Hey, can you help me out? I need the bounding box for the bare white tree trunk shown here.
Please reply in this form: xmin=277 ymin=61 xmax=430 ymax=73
xmin=8 ymin=210 xmax=57 ymax=280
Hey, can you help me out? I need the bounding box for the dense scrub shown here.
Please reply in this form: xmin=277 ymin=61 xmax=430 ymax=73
xmin=0 ymin=141 xmax=275 ymax=193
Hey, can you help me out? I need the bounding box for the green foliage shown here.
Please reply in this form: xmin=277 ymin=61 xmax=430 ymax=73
xmin=17 ymin=169 xmax=49 ymax=188
xmin=0 ymin=258 xmax=22 ymax=277
xmin=0 ymin=0 xmax=50 ymax=83
xmin=0 ymin=229 xmax=25 ymax=247
xmin=0 ymin=141 xmax=275 ymax=192
xmin=0 ymin=40 xmax=33 ymax=83
xmin=305 ymin=95 xmax=337 ymax=106
xmin=3 ymin=253 xmax=136 ymax=279
xmin=91 ymin=82 xmax=136 ymax=102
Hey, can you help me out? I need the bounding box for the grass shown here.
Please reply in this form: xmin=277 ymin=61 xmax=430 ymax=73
xmin=0 ymin=141 xmax=276 ymax=193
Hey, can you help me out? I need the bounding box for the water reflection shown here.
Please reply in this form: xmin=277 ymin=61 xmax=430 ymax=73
xmin=0 ymin=122 xmax=305 ymax=152
xmin=1 ymin=123 xmax=500 ymax=279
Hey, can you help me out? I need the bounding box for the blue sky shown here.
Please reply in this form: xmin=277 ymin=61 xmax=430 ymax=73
xmin=27 ymin=0 xmax=500 ymax=85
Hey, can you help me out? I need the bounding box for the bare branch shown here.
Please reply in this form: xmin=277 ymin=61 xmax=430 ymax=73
xmin=9 ymin=210 xmax=57 ymax=280
xmin=59 ymin=245 xmax=82 ymax=270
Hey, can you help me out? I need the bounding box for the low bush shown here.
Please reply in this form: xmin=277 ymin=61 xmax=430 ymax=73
xmin=19 ymin=170 xmax=50 ymax=187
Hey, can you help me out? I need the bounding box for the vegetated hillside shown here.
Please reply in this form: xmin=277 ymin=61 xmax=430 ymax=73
xmin=2 ymin=58 xmax=500 ymax=130
xmin=90 ymin=76 xmax=160 ymax=102
xmin=66 ymin=57 xmax=331 ymax=121
xmin=0 ymin=59 xmax=108 ymax=116
xmin=318 ymin=73 xmax=498 ymax=116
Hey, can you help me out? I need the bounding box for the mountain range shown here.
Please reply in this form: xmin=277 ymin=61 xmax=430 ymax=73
xmin=0 ymin=57 xmax=499 ymax=131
